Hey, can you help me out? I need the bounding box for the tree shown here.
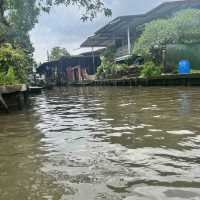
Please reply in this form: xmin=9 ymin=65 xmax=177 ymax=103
xmin=49 ymin=47 xmax=70 ymax=61
xmin=0 ymin=0 xmax=39 ymax=47
xmin=133 ymin=9 xmax=200 ymax=58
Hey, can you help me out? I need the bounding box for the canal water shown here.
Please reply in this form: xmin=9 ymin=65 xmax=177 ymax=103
xmin=0 ymin=87 xmax=200 ymax=200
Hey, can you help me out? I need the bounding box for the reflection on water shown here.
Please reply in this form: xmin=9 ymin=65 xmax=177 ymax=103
xmin=0 ymin=87 xmax=200 ymax=200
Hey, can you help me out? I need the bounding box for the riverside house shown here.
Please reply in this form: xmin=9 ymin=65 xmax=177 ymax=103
xmin=37 ymin=56 xmax=101 ymax=85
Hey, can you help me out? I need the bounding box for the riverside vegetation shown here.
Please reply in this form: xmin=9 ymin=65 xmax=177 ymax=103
xmin=0 ymin=43 xmax=29 ymax=85
xmin=96 ymin=9 xmax=200 ymax=79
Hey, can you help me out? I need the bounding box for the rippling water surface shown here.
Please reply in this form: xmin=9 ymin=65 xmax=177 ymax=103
xmin=1 ymin=87 xmax=200 ymax=200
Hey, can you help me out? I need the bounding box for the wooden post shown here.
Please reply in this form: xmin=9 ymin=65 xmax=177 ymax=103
xmin=16 ymin=93 xmax=24 ymax=110
xmin=162 ymin=45 xmax=167 ymax=72
xmin=23 ymin=91 xmax=29 ymax=106
xmin=0 ymin=93 xmax=8 ymax=111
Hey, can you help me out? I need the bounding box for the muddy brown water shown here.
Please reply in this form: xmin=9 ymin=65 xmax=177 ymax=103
xmin=0 ymin=87 xmax=200 ymax=200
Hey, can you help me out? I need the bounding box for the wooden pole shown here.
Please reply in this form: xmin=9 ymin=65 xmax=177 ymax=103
xmin=92 ymin=47 xmax=95 ymax=74
xmin=0 ymin=93 xmax=8 ymax=111
xmin=162 ymin=45 xmax=167 ymax=72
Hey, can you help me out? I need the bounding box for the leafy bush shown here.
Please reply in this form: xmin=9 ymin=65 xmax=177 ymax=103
xmin=96 ymin=57 xmax=112 ymax=78
xmin=96 ymin=46 xmax=118 ymax=78
xmin=96 ymin=57 xmax=129 ymax=79
xmin=0 ymin=43 xmax=28 ymax=85
xmin=0 ymin=73 xmax=5 ymax=85
xmin=96 ymin=46 xmax=129 ymax=79
xmin=0 ymin=67 xmax=19 ymax=85
xmin=101 ymin=47 xmax=117 ymax=63
xmin=5 ymin=67 xmax=19 ymax=85
xmin=140 ymin=61 xmax=161 ymax=78
xmin=111 ymin=64 xmax=129 ymax=75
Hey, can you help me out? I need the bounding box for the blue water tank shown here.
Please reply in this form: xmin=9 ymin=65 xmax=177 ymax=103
xmin=178 ymin=60 xmax=191 ymax=74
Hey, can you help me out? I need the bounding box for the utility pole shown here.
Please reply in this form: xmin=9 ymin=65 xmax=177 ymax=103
xmin=127 ymin=25 xmax=131 ymax=55
xmin=47 ymin=50 xmax=50 ymax=62
xmin=92 ymin=47 xmax=95 ymax=74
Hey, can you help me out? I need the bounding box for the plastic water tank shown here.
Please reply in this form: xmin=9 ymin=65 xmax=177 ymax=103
xmin=178 ymin=60 xmax=191 ymax=74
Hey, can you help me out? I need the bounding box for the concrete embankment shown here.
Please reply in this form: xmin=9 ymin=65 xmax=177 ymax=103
xmin=89 ymin=74 xmax=200 ymax=87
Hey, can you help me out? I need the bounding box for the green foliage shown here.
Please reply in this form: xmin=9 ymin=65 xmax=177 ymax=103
xmin=101 ymin=47 xmax=117 ymax=63
xmin=0 ymin=67 xmax=19 ymax=85
xmin=140 ymin=61 xmax=161 ymax=78
xmin=112 ymin=64 xmax=129 ymax=75
xmin=0 ymin=73 xmax=5 ymax=85
xmin=96 ymin=57 xmax=111 ymax=78
xmin=0 ymin=43 xmax=28 ymax=84
xmin=0 ymin=0 xmax=39 ymax=53
xmin=134 ymin=19 xmax=177 ymax=57
xmin=97 ymin=46 xmax=119 ymax=78
xmin=134 ymin=9 xmax=200 ymax=57
xmin=96 ymin=56 xmax=128 ymax=79
xmin=48 ymin=47 xmax=70 ymax=61
xmin=6 ymin=67 xmax=19 ymax=84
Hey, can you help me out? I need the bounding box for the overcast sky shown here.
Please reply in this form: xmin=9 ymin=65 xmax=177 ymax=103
xmin=30 ymin=0 xmax=174 ymax=63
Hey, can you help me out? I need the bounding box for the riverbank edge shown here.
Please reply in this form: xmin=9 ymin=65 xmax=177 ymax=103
xmin=71 ymin=74 xmax=200 ymax=87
